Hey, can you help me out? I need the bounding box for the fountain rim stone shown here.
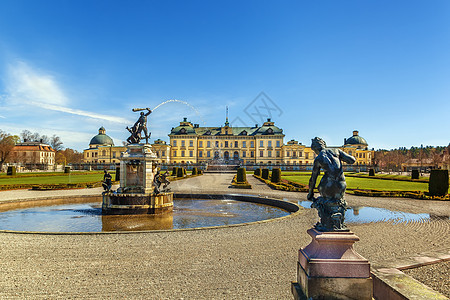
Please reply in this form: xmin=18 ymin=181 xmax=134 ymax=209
xmin=0 ymin=193 xmax=301 ymax=235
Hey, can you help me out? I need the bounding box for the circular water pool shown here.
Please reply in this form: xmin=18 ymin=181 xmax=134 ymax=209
xmin=0 ymin=198 xmax=292 ymax=233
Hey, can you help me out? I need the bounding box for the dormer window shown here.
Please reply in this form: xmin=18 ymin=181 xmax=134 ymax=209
xmin=241 ymin=130 xmax=247 ymax=135
xmin=266 ymin=128 xmax=273 ymax=134
xmin=205 ymin=130 xmax=211 ymax=135
xmin=180 ymin=128 xmax=186 ymax=134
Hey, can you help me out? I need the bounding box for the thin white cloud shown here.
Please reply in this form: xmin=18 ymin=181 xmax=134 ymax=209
xmin=4 ymin=60 xmax=129 ymax=124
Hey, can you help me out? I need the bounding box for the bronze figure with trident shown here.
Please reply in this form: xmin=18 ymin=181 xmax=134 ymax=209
xmin=127 ymin=108 xmax=152 ymax=144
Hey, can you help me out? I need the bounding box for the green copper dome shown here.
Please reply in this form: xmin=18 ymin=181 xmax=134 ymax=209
xmin=345 ymin=130 xmax=368 ymax=145
xmin=89 ymin=127 xmax=114 ymax=146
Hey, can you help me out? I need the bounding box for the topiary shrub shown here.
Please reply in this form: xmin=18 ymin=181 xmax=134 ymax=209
xmin=254 ymin=168 xmax=261 ymax=176
xmin=236 ymin=167 xmax=247 ymax=183
xmin=261 ymin=168 xmax=269 ymax=180
xmin=177 ymin=167 xmax=184 ymax=178
xmin=411 ymin=169 xmax=419 ymax=180
xmin=192 ymin=167 xmax=198 ymax=175
xmin=172 ymin=167 xmax=178 ymax=176
xmin=428 ymin=169 xmax=449 ymax=196
xmin=369 ymin=169 xmax=375 ymax=176
xmin=183 ymin=168 xmax=187 ymax=176
xmin=7 ymin=166 xmax=16 ymax=176
xmin=271 ymin=168 xmax=281 ymax=183
xmin=64 ymin=166 xmax=71 ymax=174
xmin=115 ymin=166 xmax=120 ymax=181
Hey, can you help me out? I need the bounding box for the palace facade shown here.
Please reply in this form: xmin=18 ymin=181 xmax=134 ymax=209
xmin=10 ymin=141 xmax=56 ymax=166
xmin=83 ymin=119 xmax=374 ymax=166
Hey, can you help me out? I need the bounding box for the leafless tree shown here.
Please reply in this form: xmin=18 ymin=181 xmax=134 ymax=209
xmin=50 ymin=135 xmax=63 ymax=151
xmin=0 ymin=130 xmax=17 ymax=170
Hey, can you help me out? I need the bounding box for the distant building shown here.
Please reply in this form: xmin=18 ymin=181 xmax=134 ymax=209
xmin=83 ymin=127 xmax=126 ymax=164
xmin=10 ymin=141 xmax=55 ymax=167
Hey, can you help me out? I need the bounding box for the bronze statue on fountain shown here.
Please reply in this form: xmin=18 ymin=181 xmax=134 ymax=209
xmin=126 ymin=108 xmax=152 ymax=144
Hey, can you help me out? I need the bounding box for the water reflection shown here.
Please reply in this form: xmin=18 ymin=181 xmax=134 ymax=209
xmin=0 ymin=199 xmax=289 ymax=232
xmin=297 ymin=200 xmax=449 ymax=224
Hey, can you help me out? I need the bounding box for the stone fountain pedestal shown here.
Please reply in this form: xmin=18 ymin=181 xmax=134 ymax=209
xmin=102 ymin=144 xmax=173 ymax=215
xmin=291 ymin=228 xmax=372 ymax=300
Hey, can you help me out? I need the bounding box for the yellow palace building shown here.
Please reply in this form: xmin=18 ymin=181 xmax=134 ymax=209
xmin=83 ymin=120 xmax=374 ymax=167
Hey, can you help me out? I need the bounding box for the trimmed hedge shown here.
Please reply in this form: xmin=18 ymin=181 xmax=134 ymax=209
xmin=271 ymin=168 xmax=281 ymax=183
xmin=64 ymin=166 xmax=71 ymax=174
xmin=349 ymin=188 xmax=449 ymax=201
xmin=429 ymin=169 xmax=449 ymax=196
xmin=261 ymin=169 xmax=269 ymax=180
xmin=254 ymin=168 xmax=261 ymax=176
xmin=31 ymin=182 xmax=103 ymax=190
xmin=411 ymin=170 xmax=419 ymax=180
xmin=236 ymin=167 xmax=247 ymax=183
xmin=172 ymin=167 xmax=178 ymax=176
xmin=192 ymin=167 xmax=198 ymax=175
xmin=230 ymin=175 xmax=252 ymax=189
xmin=177 ymin=167 xmax=184 ymax=178
xmin=369 ymin=169 xmax=375 ymax=176
xmin=7 ymin=166 xmax=16 ymax=176
xmin=115 ymin=166 xmax=120 ymax=182
xmin=253 ymin=175 xmax=309 ymax=192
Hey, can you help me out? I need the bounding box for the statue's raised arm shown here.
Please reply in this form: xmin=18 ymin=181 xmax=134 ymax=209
xmin=127 ymin=108 xmax=152 ymax=144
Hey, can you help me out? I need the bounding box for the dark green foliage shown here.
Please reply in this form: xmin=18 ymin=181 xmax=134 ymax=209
xmin=172 ymin=167 xmax=178 ymax=176
xmin=271 ymin=168 xmax=281 ymax=183
xmin=198 ymin=169 xmax=203 ymax=175
xmin=192 ymin=167 xmax=198 ymax=175
xmin=115 ymin=166 xmax=120 ymax=181
xmin=7 ymin=166 xmax=16 ymax=176
xmin=183 ymin=168 xmax=187 ymax=176
xmin=261 ymin=168 xmax=269 ymax=180
xmin=254 ymin=168 xmax=261 ymax=176
xmin=369 ymin=169 xmax=375 ymax=176
xmin=236 ymin=167 xmax=246 ymax=183
xmin=64 ymin=166 xmax=71 ymax=174
xmin=411 ymin=170 xmax=419 ymax=180
xmin=177 ymin=167 xmax=184 ymax=177
xmin=428 ymin=169 xmax=449 ymax=196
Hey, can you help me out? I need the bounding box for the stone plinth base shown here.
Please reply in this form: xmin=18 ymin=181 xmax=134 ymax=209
xmin=293 ymin=228 xmax=372 ymax=300
xmin=102 ymin=192 xmax=173 ymax=215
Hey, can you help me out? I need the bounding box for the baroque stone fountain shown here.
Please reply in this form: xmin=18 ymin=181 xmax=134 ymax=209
xmin=102 ymin=108 xmax=173 ymax=215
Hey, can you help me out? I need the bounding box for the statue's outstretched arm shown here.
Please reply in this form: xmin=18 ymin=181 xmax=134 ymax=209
xmin=145 ymin=108 xmax=152 ymax=116
xmin=339 ymin=149 xmax=356 ymax=165
xmin=308 ymin=159 xmax=320 ymax=200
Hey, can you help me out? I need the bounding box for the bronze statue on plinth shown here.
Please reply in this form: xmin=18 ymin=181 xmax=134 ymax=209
xmin=307 ymin=137 xmax=356 ymax=231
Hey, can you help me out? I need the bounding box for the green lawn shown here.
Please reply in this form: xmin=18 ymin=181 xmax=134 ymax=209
xmin=284 ymin=175 xmax=429 ymax=191
xmin=0 ymin=173 xmax=105 ymax=185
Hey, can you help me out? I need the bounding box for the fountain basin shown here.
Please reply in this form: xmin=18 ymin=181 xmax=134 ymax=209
xmin=0 ymin=193 xmax=299 ymax=233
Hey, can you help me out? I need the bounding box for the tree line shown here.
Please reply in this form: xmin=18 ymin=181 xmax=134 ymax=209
xmin=0 ymin=129 xmax=83 ymax=169
xmin=374 ymin=145 xmax=450 ymax=172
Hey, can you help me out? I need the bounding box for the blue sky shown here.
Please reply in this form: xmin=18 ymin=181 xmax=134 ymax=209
xmin=0 ymin=0 xmax=449 ymax=151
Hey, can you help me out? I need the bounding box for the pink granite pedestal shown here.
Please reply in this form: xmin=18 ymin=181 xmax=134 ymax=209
xmin=292 ymin=228 xmax=373 ymax=300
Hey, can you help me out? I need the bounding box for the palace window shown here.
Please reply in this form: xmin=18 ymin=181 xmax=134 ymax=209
xmin=299 ymin=151 xmax=303 ymax=157
xmin=276 ymin=140 xmax=280 ymax=147
xmin=112 ymin=152 xmax=116 ymax=158
xmin=268 ymin=151 xmax=272 ymax=157
xmin=251 ymin=151 xmax=254 ymax=157
xmin=181 ymin=140 xmax=185 ymax=147
xmin=173 ymin=140 xmax=177 ymax=146
xmin=260 ymin=151 xmax=264 ymax=157
xmin=250 ymin=141 xmax=254 ymax=147
xmin=86 ymin=153 xmax=89 ymax=158
xmin=173 ymin=151 xmax=177 ymax=157
xmin=215 ymin=141 xmax=219 ymax=147
xmin=276 ymin=151 xmax=280 ymax=157
xmin=242 ymin=141 xmax=246 ymax=148
xmin=242 ymin=151 xmax=246 ymax=157
xmin=207 ymin=141 xmax=211 ymax=147
xmin=162 ymin=151 xmax=165 ymax=156
xmin=207 ymin=151 xmax=211 ymax=157
xmin=286 ymin=151 xmax=290 ymax=157
xmin=268 ymin=141 xmax=272 ymax=147
xmin=199 ymin=141 xmax=203 ymax=147
xmin=199 ymin=151 xmax=203 ymax=157
xmin=260 ymin=141 xmax=264 ymax=147
xmin=235 ymin=141 xmax=238 ymax=148
xmin=189 ymin=151 xmax=193 ymax=157
xmin=305 ymin=153 xmax=309 ymax=159
xmin=225 ymin=141 xmax=228 ymax=148
xmin=189 ymin=140 xmax=193 ymax=147
xmin=181 ymin=151 xmax=185 ymax=157
xmin=293 ymin=151 xmax=297 ymax=157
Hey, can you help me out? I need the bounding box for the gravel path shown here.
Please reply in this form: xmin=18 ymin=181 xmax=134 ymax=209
xmin=0 ymin=173 xmax=449 ymax=299
xmin=403 ymin=261 xmax=450 ymax=298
